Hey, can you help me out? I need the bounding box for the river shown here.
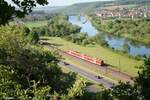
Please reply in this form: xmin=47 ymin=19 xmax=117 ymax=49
xmin=68 ymin=15 xmax=150 ymax=56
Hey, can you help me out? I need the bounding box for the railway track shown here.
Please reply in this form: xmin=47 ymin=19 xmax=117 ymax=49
xmin=62 ymin=51 xmax=133 ymax=82
xmin=42 ymin=43 xmax=133 ymax=83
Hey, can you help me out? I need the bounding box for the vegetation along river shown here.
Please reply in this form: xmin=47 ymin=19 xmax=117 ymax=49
xmin=68 ymin=15 xmax=150 ymax=56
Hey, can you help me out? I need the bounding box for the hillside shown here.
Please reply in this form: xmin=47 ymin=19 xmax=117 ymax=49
xmin=50 ymin=1 xmax=114 ymax=14
xmin=33 ymin=0 xmax=150 ymax=15
xmin=33 ymin=1 xmax=113 ymax=14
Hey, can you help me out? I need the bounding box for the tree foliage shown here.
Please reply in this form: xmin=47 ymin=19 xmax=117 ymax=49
xmin=135 ymin=56 xmax=150 ymax=100
xmin=30 ymin=15 xmax=81 ymax=37
xmin=90 ymin=15 xmax=150 ymax=45
xmin=91 ymin=33 xmax=109 ymax=47
xmin=0 ymin=25 xmax=86 ymax=99
xmin=0 ymin=0 xmax=48 ymax=25
xmin=103 ymin=56 xmax=150 ymax=100
xmin=64 ymin=32 xmax=91 ymax=46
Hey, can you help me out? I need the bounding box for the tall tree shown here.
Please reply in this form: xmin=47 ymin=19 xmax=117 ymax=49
xmin=109 ymin=56 xmax=150 ymax=100
xmin=135 ymin=57 xmax=150 ymax=100
xmin=0 ymin=0 xmax=48 ymax=25
xmin=0 ymin=25 xmax=86 ymax=99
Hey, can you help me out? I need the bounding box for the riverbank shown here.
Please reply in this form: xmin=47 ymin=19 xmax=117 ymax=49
xmin=42 ymin=36 xmax=142 ymax=76
xmin=89 ymin=15 xmax=150 ymax=46
xmin=23 ymin=16 xmax=150 ymax=59
xmin=68 ymin=15 xmax=150 ymax=57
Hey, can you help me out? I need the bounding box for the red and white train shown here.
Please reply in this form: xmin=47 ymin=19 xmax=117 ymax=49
xmin=66 ymin=50 xmax=104 ymax=66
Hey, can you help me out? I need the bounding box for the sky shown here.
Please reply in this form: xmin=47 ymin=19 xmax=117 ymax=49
xmin=49 ymin=0 xmax=112 ymax=6
xmin=5 ymin=0 xmax=112 ymax=6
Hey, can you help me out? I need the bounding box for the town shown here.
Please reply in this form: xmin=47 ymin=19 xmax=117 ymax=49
xmin=96 ymin=6 xmax=150 ymax=19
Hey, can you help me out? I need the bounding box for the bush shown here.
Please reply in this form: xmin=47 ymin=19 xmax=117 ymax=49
xmin=64 ymin=33 xmax=91 ymax=46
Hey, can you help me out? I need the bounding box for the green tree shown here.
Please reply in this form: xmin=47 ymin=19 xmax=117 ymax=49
xmin=29 ymin=29 xmax=40 ymax=44
xmin=93 ymin=33 xmax=108 ymax=47
xmin=112 ymin=81 xmax=139 ymax=100
xmin=135 ymin=56 xmax=150 ymax=100
xmin=0 ymin=25 xmax=86 ymax=99
xmin=46 ymin=15 xmax=81 ymax=37
xmin=123 ymin=43 xmax=130 ymax=53
xmin=109 ymin=56 xmax=150 ymax=100
xmin=82 ymin=39 xmax=89 ymax=46
xmin=0 ymin=0 xmax=48 ymax=25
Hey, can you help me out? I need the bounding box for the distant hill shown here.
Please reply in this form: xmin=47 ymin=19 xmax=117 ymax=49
xmin=33 ymin=1 xmax=115 ymax=14
xmin=50 ymin=1 xmax=114 ymax=14
xmin=115 ymin=0 xmax=150 ymax=5
xmin=33 ymin=0 xmax=150 ymax=15
xmin=33 ymin=6 xmax=66 ymax=12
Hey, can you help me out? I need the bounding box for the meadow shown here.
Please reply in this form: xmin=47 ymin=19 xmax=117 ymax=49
xmin=25 ymin=20 xmax=48 ymax=28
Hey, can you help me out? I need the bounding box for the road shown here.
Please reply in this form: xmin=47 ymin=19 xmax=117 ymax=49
xmin=62 ymin=52 xmax=132 ymax=82
xmin=43 ymin=44 xmax=132 ymax=81
xmin=58 ymin=61 xmax=114 ymax=89
xmin=42 ymin=43 xmax=133 ymax=88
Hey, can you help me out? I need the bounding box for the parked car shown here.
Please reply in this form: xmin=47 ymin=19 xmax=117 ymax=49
xmin=96 ymin=75 xmax=102 ymax=79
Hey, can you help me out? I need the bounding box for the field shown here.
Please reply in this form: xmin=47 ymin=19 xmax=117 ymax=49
xmin=25 ymin=20 xmax=48 ymax=28
xmin=42 ymin=37 xmax=143 ymax=76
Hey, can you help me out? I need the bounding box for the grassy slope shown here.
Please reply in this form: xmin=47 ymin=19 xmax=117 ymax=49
xmin=25 ymin=20 xmax=48 ymax=28
xmin=43 ymin=37 xmax=142 ymax=76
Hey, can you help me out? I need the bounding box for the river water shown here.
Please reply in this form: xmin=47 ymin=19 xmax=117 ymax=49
xmin=68 ymin=16 xmax=150 ymax=56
